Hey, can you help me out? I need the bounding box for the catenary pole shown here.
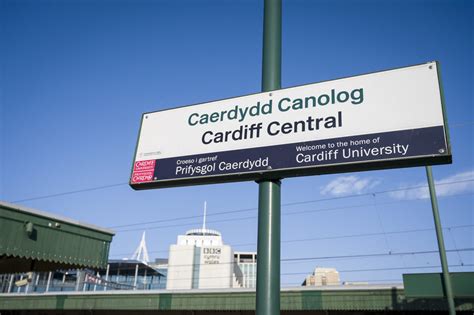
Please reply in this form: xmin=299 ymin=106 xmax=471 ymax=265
xmin=256 ymin=1 xmax=281 ymax=315
xmin=425 ymin=166 xmax=456 ymax=315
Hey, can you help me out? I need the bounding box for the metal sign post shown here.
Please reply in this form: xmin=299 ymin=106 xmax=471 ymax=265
xmin=256 ymin=1 xmax=281 ymax=315
xmin=425 ymin=166 xmax=456 ymax=315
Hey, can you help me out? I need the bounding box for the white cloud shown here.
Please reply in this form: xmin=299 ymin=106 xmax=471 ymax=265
xmin=320 ymin=176 xmax=380 ymax=196
xmin=390 ymin=170 xmax=474 ymax=200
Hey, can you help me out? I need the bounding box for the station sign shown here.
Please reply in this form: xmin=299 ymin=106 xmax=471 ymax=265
xmin=130 ymin=62 xmax=451 ymax=189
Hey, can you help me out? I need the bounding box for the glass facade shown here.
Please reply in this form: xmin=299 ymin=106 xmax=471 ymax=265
xmin=0 ymin=260 xmax=166 ymax=294
xmin=234 ymin=252 xmax=257 ymax=289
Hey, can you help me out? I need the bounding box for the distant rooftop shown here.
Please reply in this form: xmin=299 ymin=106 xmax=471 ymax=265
xmin=185 ymin=228 xmax=221 ymax=236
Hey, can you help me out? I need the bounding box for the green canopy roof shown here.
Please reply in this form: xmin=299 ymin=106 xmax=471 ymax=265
xmin=0 ymin=201 xmax=114 ymax=273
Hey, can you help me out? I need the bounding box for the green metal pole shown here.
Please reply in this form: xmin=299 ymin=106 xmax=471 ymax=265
xmin=425 ymin=166 xmax=456 ymax=315
xmin=256 ymin=180 xmax=281 ymax=315
xmin=261 ymin=0 xmax=281 ymax=93
xmin=256 ymin=1 xmax=281 ymax=315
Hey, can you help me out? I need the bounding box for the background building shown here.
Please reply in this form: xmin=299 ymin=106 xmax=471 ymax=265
xmin=149 ymin=258 xmax=168 ymax=280
xmin=234 ymin=252 xmax=257 ymax=289
xmin=166 ymin=204 xmax=252 ymax=290
xmin=302 ymin=267 xmax=340 ymax=286
xmin=166 ymin=226 xmax=239 ymax=289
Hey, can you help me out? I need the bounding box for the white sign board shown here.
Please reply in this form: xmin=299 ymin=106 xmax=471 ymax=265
xmin=130 ymin=62 xmax=451 ymax=189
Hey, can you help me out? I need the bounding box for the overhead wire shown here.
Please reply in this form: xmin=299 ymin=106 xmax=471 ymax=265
xmin=98 ymin=250 xmax=474 ymax=289
xmin=108 ymin=247 xmax=474 ymax=269
xmin=134 ymin=263 xmax=474 ymax=283
xmin=11 ymin=182 xmax=128 ymax=203
xmin=108 ymin=223 xmax=474 ymax=257
xmin=281 ymin=263 xmax=474 ymax=276
xmin=95 ymin=264 xmax=474 ymax=285
xmin=110 ymin=184 xmax=474 ymax=232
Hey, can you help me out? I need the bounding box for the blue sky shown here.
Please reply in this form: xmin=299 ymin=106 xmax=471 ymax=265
xmin=1 ymin=0 xmax=472 ymax=286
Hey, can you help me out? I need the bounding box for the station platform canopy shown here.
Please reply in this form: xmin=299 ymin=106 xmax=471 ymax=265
xmin=0 ymin=201 xmax=115 ymax=273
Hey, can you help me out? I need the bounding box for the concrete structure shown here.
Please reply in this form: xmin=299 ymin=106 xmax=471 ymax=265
xmin=303 ymin=267 xmax=341 ymax=286
xmin=166 ymin=203 xmax=242 ymax=289
xmin=166 ymin=226 xmax=239 ymax=290
xmin=234 ymin=252 xmax=257 ymax=288
xmin=165 ymin=203 xmax=262 ymax=290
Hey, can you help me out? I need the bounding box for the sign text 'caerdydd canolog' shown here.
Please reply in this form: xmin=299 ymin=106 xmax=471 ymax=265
xmin=130 ymin=62 xmax=451 ymax=189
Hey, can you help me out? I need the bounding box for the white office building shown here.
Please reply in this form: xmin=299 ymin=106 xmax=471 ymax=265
xmin=166 ymin=203 xmax=246 ymax=290
xmin=167 ymin=227 xmax=239 ymax=289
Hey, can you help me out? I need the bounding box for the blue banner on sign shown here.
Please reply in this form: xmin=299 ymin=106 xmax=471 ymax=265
xmin=148 ymin=126 xmax=447 ymax=183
